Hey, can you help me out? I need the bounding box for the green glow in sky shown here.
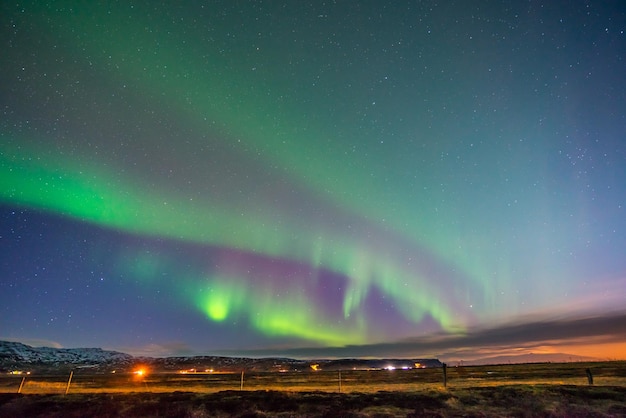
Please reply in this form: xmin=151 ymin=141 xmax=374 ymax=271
xmin=193 ymin=276 xmax=368 ymax=346
xmin=2 ymin=0 xmax=625 ymax=360
xmin=2 ymin=1 xmax=555 ymax=347
xmin=2 ymin=136 xmax=468 ymax=345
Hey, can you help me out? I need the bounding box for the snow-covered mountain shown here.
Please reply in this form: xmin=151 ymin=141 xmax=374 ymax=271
xmin=0 ymin=341 xmax=133 ymax=372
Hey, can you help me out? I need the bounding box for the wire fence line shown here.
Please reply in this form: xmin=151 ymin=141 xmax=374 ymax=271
xmin=2 ymin=362 xmax=625 ymax=395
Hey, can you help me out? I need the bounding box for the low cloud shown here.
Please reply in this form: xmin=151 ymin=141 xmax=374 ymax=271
xmin=119 ymin=342 xmax=195 ymax=358
xmin=1 ymin=337 xmax=63 ymax=349
xmin=220 ymin=310 xmax=626 ymax=360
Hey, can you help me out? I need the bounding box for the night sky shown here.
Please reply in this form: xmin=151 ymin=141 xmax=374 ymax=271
xmin=2 ymin=1 xmax=626 ymax=361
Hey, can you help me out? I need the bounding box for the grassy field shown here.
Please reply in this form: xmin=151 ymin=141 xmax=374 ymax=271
xmin=0 ymin=362 xmax=625 ymax=417
xmin=1 ymin=385 xmax=625 ymax=417
xmin=2 ymin=361 xmax=625 ymax=394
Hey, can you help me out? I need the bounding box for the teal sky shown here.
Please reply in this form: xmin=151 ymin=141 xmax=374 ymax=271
xmin=1 ymin=1 xmax=625 ymax=359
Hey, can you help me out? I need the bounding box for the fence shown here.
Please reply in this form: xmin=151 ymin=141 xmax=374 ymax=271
xmin=2 ymin=362 xmax=625 ymax=395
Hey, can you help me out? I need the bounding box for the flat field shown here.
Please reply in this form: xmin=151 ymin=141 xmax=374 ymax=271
xmin=0 ymin=362 xmax=625 ymax=417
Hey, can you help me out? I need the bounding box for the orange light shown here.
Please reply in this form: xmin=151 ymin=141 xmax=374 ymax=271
xmin=133 ymin=368 xmax=147 ymax=377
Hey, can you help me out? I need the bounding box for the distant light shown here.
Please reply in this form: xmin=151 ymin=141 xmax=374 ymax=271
xmin=134 ymin=368 xmax=146 ymax=376
xmin=384 ymin=366 xmax=396 ymax=371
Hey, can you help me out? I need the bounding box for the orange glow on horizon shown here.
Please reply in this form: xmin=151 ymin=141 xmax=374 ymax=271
xmin=553 ymin=341 xmax=626 ymax=361
xmin=445 ymin=340 xmax=626 ymax=363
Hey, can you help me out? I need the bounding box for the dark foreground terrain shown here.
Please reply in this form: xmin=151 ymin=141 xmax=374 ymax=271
xmin=1 ymin=385 xmax=626 ymax=417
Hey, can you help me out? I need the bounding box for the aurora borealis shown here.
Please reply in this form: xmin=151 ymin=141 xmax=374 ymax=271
xmin=1 ymin=1 xmax=626 ymax=360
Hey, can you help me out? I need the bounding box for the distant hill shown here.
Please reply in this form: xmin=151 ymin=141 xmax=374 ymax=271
xmin=457 ymin=352 xmax=600 ymax=366
xmin=0 ymin=341 xmax=441 ymax=374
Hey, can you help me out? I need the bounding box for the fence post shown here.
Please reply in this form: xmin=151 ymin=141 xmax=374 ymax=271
xmin=338 ymin=371 xmax=342 ymax=393
xmin=65 ymin=370 xmax=74 ymax=395
xmin=442 ymin=363 xmax=447 ymax=388
xmin=17 ymin=376 xmax=26 ymax=394
xmin=240 ymin=370 xmax=244 ymax=391
xmin=586 ymin=368 xmax=593 ymax=385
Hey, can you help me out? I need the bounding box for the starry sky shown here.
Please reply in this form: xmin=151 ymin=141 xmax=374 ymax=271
xmin=1 ymin=1 xmax=626 ymax=361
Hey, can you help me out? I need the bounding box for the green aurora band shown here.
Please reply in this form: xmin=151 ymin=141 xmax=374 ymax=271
xmin=1 ymin=137 xmax=466 ymax=345
xmin=0 ymin=1 xmax=510 ymax=346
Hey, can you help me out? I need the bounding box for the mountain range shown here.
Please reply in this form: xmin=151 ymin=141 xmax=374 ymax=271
xmin=0 ymin=341 xmax=441 ymax=374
